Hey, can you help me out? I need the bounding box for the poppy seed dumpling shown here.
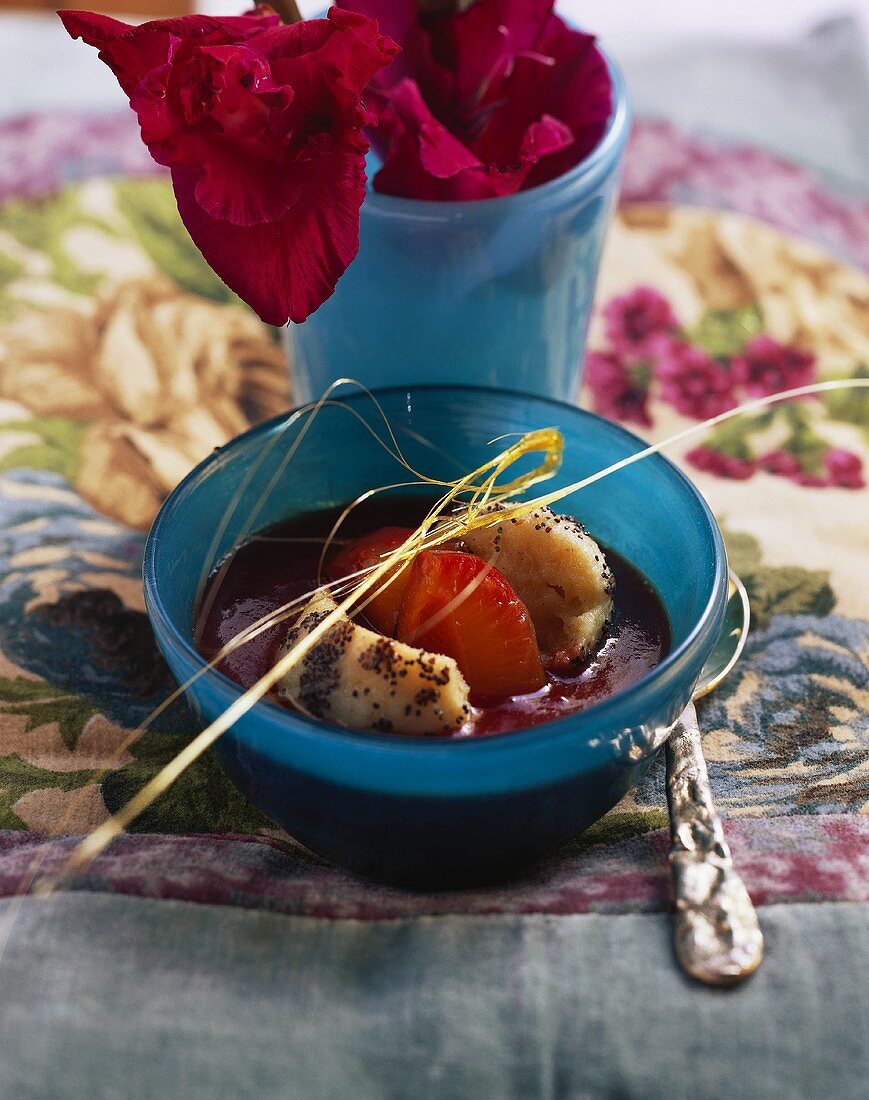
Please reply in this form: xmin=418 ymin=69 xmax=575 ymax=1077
xmin=277 ymin=593 xmax=471 ymax=736
xmin=462 ymin=503 xmax=615 ymax=669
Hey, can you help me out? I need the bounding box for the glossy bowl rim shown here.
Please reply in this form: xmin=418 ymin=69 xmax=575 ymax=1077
xmin=143 ymin=384 xmax=728 ymax=765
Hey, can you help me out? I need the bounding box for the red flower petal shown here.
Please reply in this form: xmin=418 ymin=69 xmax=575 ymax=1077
xmin=59 ymin=9 xmax=279 ymax=94
xmin=130 ymin=44 xmax=298 ymax=226
xmin=469 ymin=19 xmax=609 ymax=186
xmin=57 ymin=10 xmax=131 ymax=48
xmin=381 ymin=79 xmax=479 ymax=175
xmin=62 ymin=7 xmax=398 ymax=324
xmin=340 ymin=0 xmax=612 ymax=199
xmin=373 ymin=77 xmax=571 ymax=200
xmin=521 ymin=17 xmax=611 ymax=187
xmin=425 ymin=0 xmax=554 ymax=103
xmin=375 ymin=78 xmax=558 ymax=200
xmin=317 ymin=8 xmax=402 ymax=93
xmin=171 ymin=138 xmax=367 ymax=326
xmin=336 ymin=0 xmax=453 ymax=108
xmin=520 ymin=114 xmax=574 ymax=163
xmin=376 ymin=88 xmax=484 ymax=200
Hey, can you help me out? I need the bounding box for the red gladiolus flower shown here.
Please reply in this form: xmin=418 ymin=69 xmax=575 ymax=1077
xmin=60 ymin=7 xmax=399 ymax=326
xmin=339 ymin=0 xmax=612 ymax=199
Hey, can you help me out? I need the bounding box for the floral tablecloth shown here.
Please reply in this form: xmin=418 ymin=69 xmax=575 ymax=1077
xmin=0 ymin=109 xmax=866 ymax=1099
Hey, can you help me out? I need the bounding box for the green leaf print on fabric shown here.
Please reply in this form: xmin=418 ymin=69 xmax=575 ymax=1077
xmin=114 ymin=178 xmax=238 ymax=306
xmin=0 ymin=417 xmax=87 ymax=483
xmin=723 ymin=528 xmax=836 ymax=631
xmin=0 ymin=189 xmax=106 ymax=297
xmin=778 ymin=404 xmax=829 ymax=475
xmin=706 ymin=411 xmax=773 ymax=460
xmin=0 ymin=673 xmax=100 ymax=752
xmin=0 ymin=678 xmax=271 ymax=835
xmin=0 ymin=670 xmax=108 ymax=827
xmin=686 ymin=303 xmax=763 ymax=359
xmin=0 ymin=249 xmax=24 ymax=298
xmin=101 ymin=726 xmax=272 ymax=837
xmin=0 ymin=754 xmax=94 ymax=829
xmin=823 ymin=363 xmax=869 ymax=441
xmin=578 ymin=809 xmax=669 ymax=848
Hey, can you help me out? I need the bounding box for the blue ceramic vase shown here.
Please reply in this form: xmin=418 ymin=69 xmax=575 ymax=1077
xmin=286 ymin=49 xmax=630 ymax=404
xmin=144 ymin=386 xmax=727 ymax=888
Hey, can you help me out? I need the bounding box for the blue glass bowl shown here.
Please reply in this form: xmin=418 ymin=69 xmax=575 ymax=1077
xmin=144 ymin=387 xmax=727 ymax=886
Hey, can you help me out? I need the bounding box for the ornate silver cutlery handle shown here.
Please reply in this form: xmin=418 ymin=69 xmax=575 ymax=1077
xmin=665 ymin=702 xmax=764 ymax=985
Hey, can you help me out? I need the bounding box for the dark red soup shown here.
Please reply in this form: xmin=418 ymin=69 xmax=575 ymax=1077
xmin=195 ymin=496 xmax=671 ymax=737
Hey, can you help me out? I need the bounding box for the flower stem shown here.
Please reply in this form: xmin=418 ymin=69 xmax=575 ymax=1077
xmin=418 ymin=0 xmax=465 ymax=14
xmin=270 ymin=0 xmax=303 ymax=25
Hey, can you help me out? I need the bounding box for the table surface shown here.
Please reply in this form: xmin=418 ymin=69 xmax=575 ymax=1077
xmin=0 ymin=8 xmax=867 ymax=1100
